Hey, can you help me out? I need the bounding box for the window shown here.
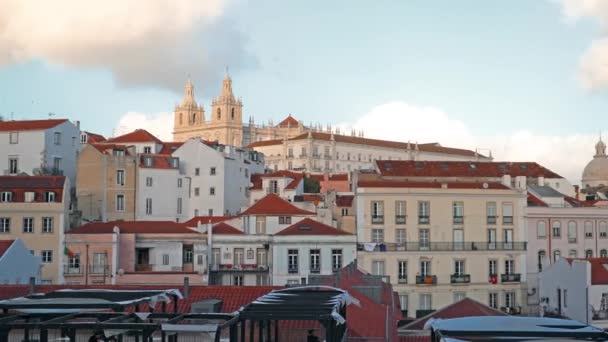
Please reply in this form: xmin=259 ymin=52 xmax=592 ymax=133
xmin=276 ymin=216 xmax=290 ymax=225
xmin=419 ymin=229 xmax=430 ymax=249
xmin=256 ymin=274 xmax=268 ymax=286
xmin=568 ymin=221 xmax=577 ymax=243
xmin=233 ymin=248 xmax=244 ymax=265
xmin=9 ymin=132 xmax=18 ymax=144
xmin=452 ymin=201 xmax=464 ymax=224
xmin=564 ymin=289 xmax=568 ymax=308
xmin=586 ymin=249 xmax=593 ymax=258
xmin=488 ymin=229 xmax=497 ymax=249
xmin=601 ymin=222 xmax=608 ymax=238
xmin=371 ymin=201 xmax=384 ymax=223
xmin=145 ymin=198 xmax=152 ymax=215
xmin=552 ymin=221 xmax=561 ymax=238
xmin=256 ymin=217 xmax=266 ymax=234
xmin=116 ymin=170 xmax=125 ymax=186
xmin=162 ymin=254 xmax=169 ymax=265
xmin=332 ymin=249 xmax=343 ymax=270
xmin=502 ymin=202 xmax=513 ymax=224
xmin=210 ymin=167 xmax=216 ymax=175
xmin=257 ymin=248 xmax=268 ymax=266
xmin=53 ymin=157 xmax=61 ymax=172
xmin=116 ymin=194 xmax=125 ymax=211
xmin=585 ymin=221 xmax=593 ymax=238
xmin=211 ymin=248 xmax=220 ymax=267
xmin=418 ymin=201 xmax=430 ymax=224
xmin=143 ymin=146 xmax=151 ymax=154
xmin=454 ymin=260 xmax=465 ymax=275
xmin=143 ymin=157 xmax=152 ymax=167
xmin=505 ymin=259 xmax=515 ymax=275
xmin=372 ymin=260 xmax=385 ymax=275
xmin=537 ymin=221 xmax=547 ymax=238
xmin=42 ymin=250 xmax=53 ymax=263
xmin=488 ymin=259 xmax=497 ymax=276
xmin=23 ymin=217 xmax=33 ymax=233
xmin=194 ymin=187 xmax=200 ymax=196
xmin=8 ymin=158 xmax=18 ymax=174
xmin=553 ymin=250 xmax=561 ymax=262
xmin=395 ymin=229 xmax=406 ymax=244
xmin=42 ymin=217 xmax=53 ymax=233
xmin=420 ymin=260 xmax=431 ymax=277
xmin=310 ymin=249 xmax=320 ymax=272
xmin=0 ymin=218 xmax=10 ymax=232
xmin=538 ymin=250 xmax=546 ymax=272
xmin=453 ymin=229 xmax=464 ymax=250
xmin=53 ymin=132 xmax=61 ymax=145
xmin=419 ymin=294 xmax=432 ymax=310
xmin=301 ymin=147 xmax=307 ymax=157
xmin=24 ymin=191 xmax=34 ymax=202
xmin=233 ymin=275 xmax=243 ymax=286
xmin=177 ymin=178 xmax=183 ymax=188
xmin=171 ymin=158 xmax=179 ymax=168
xmin=44 ymin=191 xmax=55 ymax=202
xmin=505 ymin=291 xmax=516 ymax=308
xmin=288 ymin=249 xmax=299 ymax=273
xmin=398 ymin=260 xmax=408 ymax=282
xmin=371 ymin=228 xmax=384 ymax=243
xmin=146 ymin=177 xmax=153 ymax=187
xmin=488 ymin=292 xmax=498 ymax=309
xmin=217 ymin=108 xmax=221 ymax=120
xmin=454 ymin=292 xmax=466 ymax=303
xmin=68 ymin=254 xmax=80 ymax=272
xmin=399 ymin=294 xmax=409 ymax=313
xmin=194 ymin=168 xmax=200 ymax=176
xmin=288 ymin=148 xmax=294 ymax=157
xmin=194 ymin=209 xmax=199 ymax=216
xmin=113 ymin=149 xmax=125 ymax=157
xmin=208 ymin=209 xmax=213 ymax=216
xmin=341 ymin=208 xmax=348 ymax=216
xmin=0 ymin=191 xmax=12 ymax=202
xmin=209 ymin=187 xmax=215 ymax=195
xmin=395 ymin=201 xmax=406 ymax=224
xmin=602 ymin=249 xmax=608 ymax=258
xmin=268 ymin=180 xmax=278 ymax=194
xmin=177 ymin=198 xmax=182 ymax=214
xmin=569 ymin=249 xmax=577 ymax=258
xmin=324 ymin=146 xmax=330 ymax=157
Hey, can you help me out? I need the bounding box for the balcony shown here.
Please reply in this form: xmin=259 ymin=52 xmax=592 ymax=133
xmin=450 ymin=274 xmax=471 ymax=284
xmin=487 ymin=216 xmax=497 ymax=225
xmin=323 ymin=154 xmax=331 ymax=159
xmin=287 ymin=154 xmax=294 ymax=159
xmin=88 ymin=264 xmax=111 ymax=275
xmin=415 ymin=275 xmax=437 ymax=285
xmin=398 ymin=277 xmax=407 ymax=284
xmin=64 ymin=265 xmax=82 ymax=275
xmin=210 ymin=264 xmax=269 ymax=272
xmin=371 ymin=215 xmax=384 ymax=224
xmin=395 ymin=215 xmax=406 ymax=225
xmin=501 ymin=273 xmax=521 ymax=283
xmin=288 ymin=266 xmax=299 ymax=274
xmin=418 ymin=216 xmax=430 ymax=224
xmin=135 ymin=264 xmax=153 ymax=272
xmin=453 ymin=216 xmax=464 ymax=224
xmin=312 ymin=153 xmax=320 ymax=159
xmin=416 ymin=309 xmax=435 ymax=318
xmin=357 ymin=241 xmax=527 ymax=252
xmin=500 ymin=306 xmax=522 ymax=315
xmin=503 ymin=216 xmax=514 ymax=225
xmin=310 ymin=266 xmax=320 ymax=274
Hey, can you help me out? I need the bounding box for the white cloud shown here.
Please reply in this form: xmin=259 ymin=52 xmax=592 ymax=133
xmin=115 ymin=112 xmax=173 ymax=141
xmin=0 ymin=0 xmax=255 ymax=93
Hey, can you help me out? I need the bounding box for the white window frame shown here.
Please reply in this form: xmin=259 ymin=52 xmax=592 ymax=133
xmin=42 ymin=250 xmax=53 ymax=263
xmin=332 ymin=249 xmax=342 ymax=270
xmin=23 ymin=217 xmax=34 ymax=233
xmin=0 ymin=218 xmax=10 ymax=233
xmin=9 ymin=132 xmax=18 ymax=144
xmin=0 ymin=191 xmax=12 ymax=202
xmin=145 ymin=198 xmax=152 ymax=215
xmin=42 ymin=217 xmax=53 ymax=233
xmin=395 ymin=229 xmax=406 ymax=244
xmin=116 ymin=170 xmax=125 ymax=186
xmin=146 ymin=177 xmax=153 ymax=187
xmin=116 ymin=194 xmax=125 ymax=212
xmin=371 ymin=228 xmax=384 ymax=243
xmin=8 ymin=157 xmax=18 ymax=174
xmin=398 ymin=260 xmax=407 ymax=281
xmin=371 ymin=260 xmax=385 ymax=276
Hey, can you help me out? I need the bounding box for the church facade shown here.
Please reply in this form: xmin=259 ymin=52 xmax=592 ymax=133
xmin=172 ymin=74 xmax=308 ymax=146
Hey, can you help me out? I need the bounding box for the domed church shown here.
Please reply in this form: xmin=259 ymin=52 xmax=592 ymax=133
xmin=582 ymin=137 xmax=608 ymax=188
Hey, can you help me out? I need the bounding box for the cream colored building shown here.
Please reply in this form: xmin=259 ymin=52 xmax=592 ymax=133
xmin=0 ymin=175 xmax=70 ymax=284
xmin=583 ymin=137 xmax=608 ymax=189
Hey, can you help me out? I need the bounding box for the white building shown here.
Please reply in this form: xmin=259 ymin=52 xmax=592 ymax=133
xmin=0 ymin=119 xmax=80 ymax=185
xmin=249 ymin=170 xmax=304 ymax=203
xmin=538 ymin=257 xmax=608 ymax=328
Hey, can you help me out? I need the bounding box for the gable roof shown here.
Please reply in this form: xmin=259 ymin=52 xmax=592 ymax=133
xmin=139 ymin=154 xmax=178 ymax=169
xmin=275 ymin=218 xmax=352 ymax=236
xmin=0 ymin=240 xmax=15 ymax=258
xmin=158 ymin=142 xmax=184 ymax=155
xmin=250 ymin=171 xmax=304 ymax=190
xmin=246 ymin=139 xmax=283 ymax=148
xmin=212 ymin=222 xmax=245 ymax=235
xmin=107 ymin=129 xmax=162 ymax=144
xmin=0 ymin=176 xmax=65 ymax=190
xmin=376 ymin=160 xmax=563 ymax=179
xmin=566 ymin=258 xmax=608 ymax=285
xmin=357 ymin=180 xmax=510 ymax=190
xmin=0 ymin=119 xmax=68 ymax=132
xmin=276 ymin=115 xmax=301 ymax=127
xmin=184 ymin=216 xmax=233 ymax=226
xmin=90 ymin=143 xmax=134 ymax=155
xmin=84 ymin=131 xmax=106 ymax=143
xmin=68 ymin=221 xmax=200 ymax=235
xmin=527 ymin=192 xmax=548 ymax=207
xmin=240 ymin=194 xmax=315 ymax=216
xmin=403 ymin=297 xmax=507 ymax=330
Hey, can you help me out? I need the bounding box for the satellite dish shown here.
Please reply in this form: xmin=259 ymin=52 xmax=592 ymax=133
xmin=483 ymin=183 xmax=489 ymax=189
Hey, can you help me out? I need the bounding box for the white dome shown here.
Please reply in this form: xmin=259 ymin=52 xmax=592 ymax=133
xmin=582 ymin=138 xmax=608 ymax=187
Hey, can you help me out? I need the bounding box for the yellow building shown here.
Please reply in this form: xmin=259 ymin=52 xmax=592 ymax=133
xmin=0 ymin=176 xmax=70 ymax=284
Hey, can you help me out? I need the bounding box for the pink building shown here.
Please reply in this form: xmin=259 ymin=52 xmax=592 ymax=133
xmin=64 ymin=221 xmax=207 ymax=285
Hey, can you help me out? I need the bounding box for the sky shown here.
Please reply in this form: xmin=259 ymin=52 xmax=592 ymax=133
xmin=1 ymin=0 xmax=608 ymax=184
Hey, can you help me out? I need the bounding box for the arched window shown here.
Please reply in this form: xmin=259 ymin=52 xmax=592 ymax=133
xmin=568 ymin=221 xmax=577 ymax=243
xmin=585 ymin=221 xmax=593 ymax=238
xmin=537 ymin=221 xmax=547 ymax=238
xmin=217 ymin=108 xmax=221 ymax=120
xmin=600 ymin=222 xmax=608 ymax=238
xmin=552 ymin=221 xmax=561 ymax=238
xmin=179 ymin=113 xmax=183 ymax=125
xmin=192 ymin=113 xmax=197 ymax=124
xmin=568 ymin=249 xmax=577 ymax=258
xmin=586 ymin=249 xmax=593 ymax=258
xmin=231 ymin=108 xmax=235 ymax=120
xmin=553 ymin=250 xmax=561 ymax=262
xmin=537 ymin=250 xmax=546 ymax=272
xmin=601 ymin=249 xmax=607 ymax=258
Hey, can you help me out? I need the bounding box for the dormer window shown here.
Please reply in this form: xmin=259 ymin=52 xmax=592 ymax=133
xmin=171 ymin=158 xmax=179 ymax=168
xmin=144 ymin=146 xmax=152 ymax=154
xmin=44 ymin=191 xmax=56 ymax=202
xmin=0 ymin=191 xmax=12 ymax=202
xmin=144 ymin=157 xmax=152 ymax=167
xmin=24 ymin=191 xmax=35 ymax=202
xmin=80 ymin=134 xmax=87 ymax=144
xmin=113 ymin=149 xmax=125 ymax=157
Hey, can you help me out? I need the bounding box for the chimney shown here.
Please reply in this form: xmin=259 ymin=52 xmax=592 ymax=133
xmin=538 ymin=176 xmax=545 ymax=187
xmin=183 ymin=277 xmax=190 ymax=298
xmin=28 ymin=277 xmax=36 ymax=295
xmin=574 ymin=185 xmax=580 ymax=200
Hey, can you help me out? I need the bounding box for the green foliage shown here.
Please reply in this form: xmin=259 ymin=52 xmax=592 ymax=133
xmin=304 ymin=177 xmax=320 ymax=193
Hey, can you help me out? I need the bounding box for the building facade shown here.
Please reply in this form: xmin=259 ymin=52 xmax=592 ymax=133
xmin=0 ymin=239 xmax=41 ymax=284
xmin=0 ymin=176 xmax=70 ymax=284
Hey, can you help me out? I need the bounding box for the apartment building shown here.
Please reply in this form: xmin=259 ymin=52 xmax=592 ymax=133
xmin=326 ymin=191 xmax=356 ymax=234
xmin=0 ymin=176 xmax=70 ymax=284
xmin=249 ymin=170 xmax=304 ymax=203
xmin=64 ymin=221 xmax=207 ymax=285
xmin=0 ymin=119 xmax=80 ymax=185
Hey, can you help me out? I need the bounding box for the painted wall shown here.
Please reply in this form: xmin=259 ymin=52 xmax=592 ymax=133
xmin=0 ymin=239 xmax=41 ymax=284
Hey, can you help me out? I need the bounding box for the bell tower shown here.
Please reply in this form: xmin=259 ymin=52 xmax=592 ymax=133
xmin=211 ymin=69 xmax=244 ymax=146
xmin=173 ymin=78 xmax=205 ymax=142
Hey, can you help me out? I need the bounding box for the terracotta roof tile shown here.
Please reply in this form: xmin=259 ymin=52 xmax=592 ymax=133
xmin=240 ymin=194 xmax=315 ymax=216
xmin=335 ymin=195 xmax=354 ymax=207
xmin=107 ymin=129 xmax=162 ymax=144
xmin=328 ymin=174 xmax=348 ymax=181
xmin=184 ymin=216 xmax=233 ymax=226
xmin=68 ymin=221 xmax=200 ymax=234
xmin=250 ymin=171 xmax=303 ymax=191
xmin=139 ymin=154 xmax=178 ymax=169
xmin=0 ymin=119 xmax=68 ymax=131
xmin=212 ymin=222 xmax=244 ymax=235
xmin=90 ymin=143 xmax=134 ymax=155
xmin=357 ymin=180 xmax=509 ymax=190
xmin=566 ymin=258 xmax=608 ymax=285
xmin=159 ymin=142 xmax=184 ymax=155
xmin=276 ymin=115 xmax=301 ymax=128
xmin=376 ymin=160 xmax=563 ymax=178
xmin=246 ymin=139 xmax=284 ymax=148
xmin=84 ymin=131 xmax=106 ymax=143
xmin=0 ymin=240 xmax=15 ymax=258
xmin=275 ymin=218 xmax=351 ymax=236
xmin=0 ymin=176 xmax=66 ymax=203
xmin=527 ymin=192 xmax=548 ymax=207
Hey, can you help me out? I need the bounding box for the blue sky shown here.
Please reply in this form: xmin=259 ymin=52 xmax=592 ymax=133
xmin=0 ymin=0 xmax=606 ymax=182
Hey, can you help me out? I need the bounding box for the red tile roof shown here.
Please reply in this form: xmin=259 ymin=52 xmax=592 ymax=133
xmin=158 ymin=142 xmax=184 ymax=155
xmin=84 ymin=131 xmax=106 ymax=143
xmin=357 ymin=180 xmax=509 ymax=190
xmin=527 ymin=192 xmax=548 ymax=207
xmin=184 ymin=216 xmax=233 ymax=226
xmin=107 ymin=129 xmax=162 ymax=144
xmin=375 ymin=160 xmax=563 ymax=178
xmin=335 ymin=195 xmax=354 ymax=207
xmin=139 ymin=154 xmax=178 ymax=169
xmin=0 ymin=240 xmax=15 ymax=258
xmin=403 ymin=297 xmax=507 ymax=330
xmin=328 ymin=174 xmax=348 ymax=181
xmin=212 ymin=222 xmax=245 ymax=235
xmin=0 ymin=119 xmax=68 ymax=132
xmin=240 ymin=194 xmax=315 ymax=216
xmin=90 ymin=143 xmax=134 ymax=155
xmin=566 ymin=258 xmax=608 ymax=285
xmin=68 ymin=221 xmax=200 ymax=235
xmin=276 ymin=115 xmax=301 ymax=128
xmin=299 ymin=194 xmax=323 ymax=202
xmin=275 ymin=218 xmax=352 ymax=236
xmin=246 ymin=139 xmax=283 ymax=148
xmin=0 ymin=176 xmax=65 ymax=203
xmin=250 ymin=171 xmax=304 ymax=190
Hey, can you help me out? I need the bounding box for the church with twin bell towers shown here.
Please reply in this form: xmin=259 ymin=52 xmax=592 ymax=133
xmin=172 ymin=72 xmax=310 ymax=147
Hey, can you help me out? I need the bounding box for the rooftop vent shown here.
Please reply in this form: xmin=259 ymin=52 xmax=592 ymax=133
xmin=191 ymin=299 xmax=222 ymax=313
xmin=299 ymin=226 xmax=312 ymax=231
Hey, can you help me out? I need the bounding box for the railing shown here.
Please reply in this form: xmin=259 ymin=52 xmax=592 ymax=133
xmin=593 ymin=310 xmax=608 ymax=320
xmin=503 ymin=216 xmax=514 ymax=224
xmin=357 ymin=241 xmax=527 ymax=252
xmin=415 ymin=275 xmax=437 ymax=285
xmin=487 ymin=216 xmax=497 ymax=224
xmin=371 ymin=215 xmax=384 ymax=224
xmin=450 ymin=274 xmax=471 ymax=284
xmin=287 ymin=155 xmax=294 ymax=159
xmin=419 ymin=216 xmax=430 ymax=224
xmin=500 ymin=306 xmax=522 ymax=315
xmin=416 ymin=309 xmax=435 ymax=318
xmin=310 ymin=266 xmax=320 ymax=274
xmin=395 ymin=215 xmax=406 ymax=224
xmin=135 ymin=264 xmax=153 ymax=272
xmin=323 ymin=154 xmax=331 ymax=159
xmin=398 ymin=277 xmax=407 ymax=284
xmin=288 ymin=266 xmax=299 ymax=274
xmin=568 ymin=237 xmax=577 ymax=243
xmin=88 ymin=264 xmax=111 ymax=275
xmin=453 ymin=216 xmax=464 ymax=224
xmin=501 ymin=273 xmax=521 ymax=283
xmin=210 ymin=264 xmax=269 ymax=272
xmin=312 ymin=153 xmax=320 ymax=159
xmin=64 ymin=265 xmax=82 ymax=275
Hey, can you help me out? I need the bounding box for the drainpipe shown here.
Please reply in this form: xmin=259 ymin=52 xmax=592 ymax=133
xmin=548 ymin=218 xmax=552 ymax=264
xmin=85 ymin=243 xmax=89 ymax=286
